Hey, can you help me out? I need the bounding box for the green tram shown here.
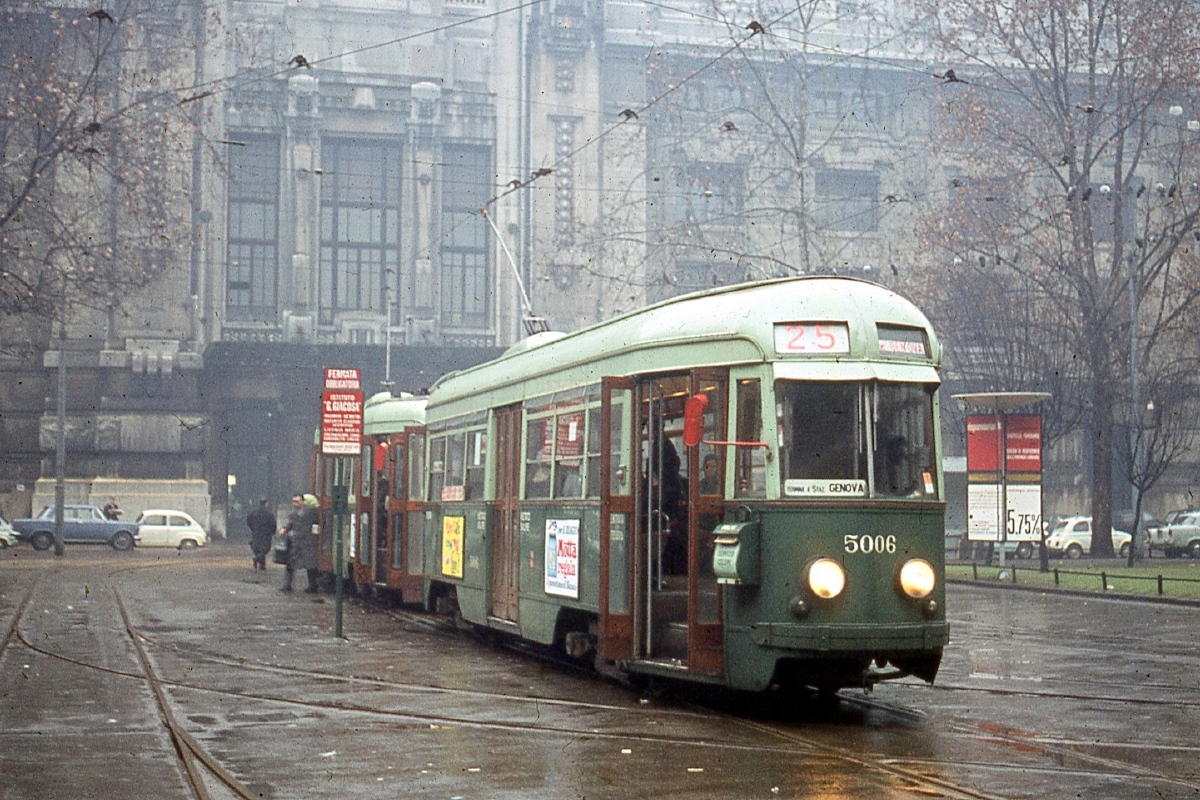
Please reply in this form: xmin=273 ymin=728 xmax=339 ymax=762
xmin=324 ymin=277 xmax=948 ymax=693
xmin=315 ymin=391 xmax=427 ymax=599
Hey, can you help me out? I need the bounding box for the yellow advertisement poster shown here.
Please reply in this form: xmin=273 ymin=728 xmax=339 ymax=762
xmin=441 ymin=516 xmax=465 ymax=578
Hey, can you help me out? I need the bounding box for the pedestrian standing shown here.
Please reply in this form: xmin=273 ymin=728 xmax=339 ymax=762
xmin=102 ymin=497 xmax=121 ymax=520
xmin=245 ymin=498 xmax=276 ymax=571
xmin=282 ymin=493 xmax=321 ymax=593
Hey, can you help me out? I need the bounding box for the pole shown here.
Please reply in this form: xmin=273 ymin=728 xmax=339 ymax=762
xmin=997 ymin=410 xmax=1006 ymax=568
xmin=383 ymin=297 xmax=393 ymax=391
xmin=333 ymin=457 xmax=348 ymax=638
xmin=53 ymin=284 xmax=66 ymax=557
xmin=1128 ymin=253 xmax=1140 ymax=562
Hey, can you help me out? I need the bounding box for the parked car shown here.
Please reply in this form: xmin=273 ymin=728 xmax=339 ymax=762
xmin=11 ymin=504 xmax=140 ymax=551
xmin=1044 ymin=516 xmax=1131 ymax=559
xmin=0 ymin=515 xmax=17 ymax=549
xmin=135 ymin=510 xmax=208 ymax=549
xmin=1146 ymin=512 xmax=1200 ymax=558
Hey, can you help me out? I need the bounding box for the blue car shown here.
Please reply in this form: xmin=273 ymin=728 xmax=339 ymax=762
xmin=12 ymin=504 xmax=140 ymax=551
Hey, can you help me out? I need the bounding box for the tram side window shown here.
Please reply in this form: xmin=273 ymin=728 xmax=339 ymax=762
xmin=735 ymin=379 xmax=766 ymax=498
xmin=387 ymin=442 xmax=402 ymax=498
xmin=409 ymin=432 xmax=425 ymax=501
xmin=525 ymin=418 xmax=552 ymax=499
xmin=586 ymin=407 xmax=602 ymax=497
xmin=697 ymin=380 xmax=725 ymax=495
xmin=446 ymin=432 xmax=466 ymax=497
xmin=465 ymin=429 xmax=486 ymax=500
xmin=873 ymin=383 xmax=937 ymax=498
xmin=428 ymin=437 xmax=446 ymax=501
xmin=554 ymin=410 xmax=585 ymax=498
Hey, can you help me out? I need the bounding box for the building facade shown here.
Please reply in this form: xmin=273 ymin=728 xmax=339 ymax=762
xmin=9 ymin=0 xmax=1187 ymax=532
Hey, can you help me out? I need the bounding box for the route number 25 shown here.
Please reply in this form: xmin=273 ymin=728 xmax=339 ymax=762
xmin=773 ymin=323 xmax=851 ymax=354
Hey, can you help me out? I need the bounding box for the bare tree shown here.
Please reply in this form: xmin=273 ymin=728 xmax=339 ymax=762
xmin=908 ymin=0 xmax=1200 ymax=556
xmin=0 ymin=2 xmax=206 ymax=352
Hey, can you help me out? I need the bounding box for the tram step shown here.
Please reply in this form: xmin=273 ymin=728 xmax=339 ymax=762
xmin=652 ymin=621 xmax=688 ymax=661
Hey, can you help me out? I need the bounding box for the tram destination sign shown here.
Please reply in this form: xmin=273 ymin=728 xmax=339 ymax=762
xmin=321 ymin=368 xmax=363 ymax=456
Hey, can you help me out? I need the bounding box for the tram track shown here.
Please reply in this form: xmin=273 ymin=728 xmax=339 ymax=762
xmin=16 ymin=580 xmax=1014 ymax=800
xmin=7 ymin=555 xmax=1198 ymax=799
xmin=2 ymin=563 xmax=260 ymax=800
xmin=1 ymin=567 xmax=1044 ymax=800
xmin=812 ymin=690 xmax=1200 ymax=797
xmin=126 ymin=577 xmax=1200 ymax=800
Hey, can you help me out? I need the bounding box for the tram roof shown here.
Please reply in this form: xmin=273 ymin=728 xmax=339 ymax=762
xmin=427 ymin=277 xmax=939 ymax=418
xmin=362 ymin=391 xmax=427 ymax=435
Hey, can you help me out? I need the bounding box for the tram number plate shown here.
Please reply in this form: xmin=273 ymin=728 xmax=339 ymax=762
xmin=844 ymin=534 xmax=896 ymax=554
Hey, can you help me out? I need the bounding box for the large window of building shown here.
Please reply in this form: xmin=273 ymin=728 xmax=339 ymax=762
xmin=814 ymin=168 xmax=879 ymax=232
xmin=675 ymin=161 xmax=745 ymax=225
xmin=226 ymin=136 xmax=279 ymax=323
xmin=441 ymin=145 xmax=492 ymax=330
xmin=319 ymin=139 xmax=402 ymax=322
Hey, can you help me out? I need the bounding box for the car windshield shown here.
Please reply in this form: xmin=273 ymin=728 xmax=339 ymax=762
xmin=775 ymin=380 xmax=938 ymax=500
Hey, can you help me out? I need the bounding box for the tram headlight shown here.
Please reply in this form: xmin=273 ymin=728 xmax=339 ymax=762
xmin=807 ymin=558 xmax=846 ymax=599
xmin=898 ymin=558 xmax=936 ymax=599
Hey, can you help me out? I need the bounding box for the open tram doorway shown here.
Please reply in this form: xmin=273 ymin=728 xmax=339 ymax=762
xmin=376 ymin=434 xmax=406 ymax=587
xmin=604 ymin=372 xmax=726 ymax=673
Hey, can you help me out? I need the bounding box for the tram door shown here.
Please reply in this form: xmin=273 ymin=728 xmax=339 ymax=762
xmin=688 ymin=371 xmax=726 ymax=674
xmin=377 ymin=434 xmax=404 ymax=585
xmin=599 ymin=378 xmax=635 ymax=660
xmin=492 ymin=405 xmax=522 ymax=621
xmin=605 ymin=372 xmax=726 ymax=672
xmin=635 ymin=375 xmax=691 ymax=662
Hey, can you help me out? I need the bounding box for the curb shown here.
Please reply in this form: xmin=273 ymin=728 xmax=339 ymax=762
xmin=948 ymin=576 xmax=1200 ymax=608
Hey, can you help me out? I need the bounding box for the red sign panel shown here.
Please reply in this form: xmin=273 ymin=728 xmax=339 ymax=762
xmin=321 ymin=389 xmax=363 ymax=455
xmin=966 ymin=415 xmax=1001 ymax=472
xmin=324 ymin=368 xmax=361 ymax=390
xmin=1005 ymin=415 xmax=1042 ymax=473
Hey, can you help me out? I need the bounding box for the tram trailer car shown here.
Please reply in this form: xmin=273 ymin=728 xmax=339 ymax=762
xmin=315 ymin=391 xmax=428 ymax=599
xmin=333 ymin=277 xmax=947 ymax=694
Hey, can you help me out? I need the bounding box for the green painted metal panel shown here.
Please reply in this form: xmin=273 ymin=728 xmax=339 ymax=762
xmin=722 ymin=503 xmax=946 ymax=691
xmin=426 ymin=277 xmax=939 ymax=423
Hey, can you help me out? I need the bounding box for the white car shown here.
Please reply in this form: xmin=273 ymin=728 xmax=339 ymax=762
xmin=135 ymin=510 xmax=208 ymax=549
xmin=1147 ymin=512 xmax=1200 ymax=558
xmin=1045 ymin=516 xmax=1131 ymax=559
xmin=0 ymin=515 xmax=17 ymax=549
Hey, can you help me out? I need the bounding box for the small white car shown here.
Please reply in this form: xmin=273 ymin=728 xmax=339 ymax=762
xmin=1147 ymin=512 xmax=1200 ymax=558
xmin=0 ymin=515 xmax=17 ymax=549
xmin=135 ymin=510 xmax=208 ymax=549
xmin=1045 ymin=516 xmax=1131 ymax=559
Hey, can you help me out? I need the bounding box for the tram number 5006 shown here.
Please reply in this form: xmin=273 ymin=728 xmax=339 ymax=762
xmin=844 ymin=534 xmax=897 ymax=554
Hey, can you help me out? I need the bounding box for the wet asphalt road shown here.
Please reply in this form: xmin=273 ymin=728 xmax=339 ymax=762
xmin=1 ymin=542 xmax=1198 ymax=799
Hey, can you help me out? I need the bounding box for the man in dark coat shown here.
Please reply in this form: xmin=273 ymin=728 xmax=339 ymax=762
xmin=245 ymin=498 xmax=276 ymax=571
xmin=282 ymin=494 xmax=321 ymax=592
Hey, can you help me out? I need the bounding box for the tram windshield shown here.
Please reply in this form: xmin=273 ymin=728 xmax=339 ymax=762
xmin=776 ymin=381 xmax=937 ymax=500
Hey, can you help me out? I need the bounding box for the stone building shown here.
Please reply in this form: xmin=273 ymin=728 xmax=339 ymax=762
xmin=18 ymin=0 xmax=1180 ymax=533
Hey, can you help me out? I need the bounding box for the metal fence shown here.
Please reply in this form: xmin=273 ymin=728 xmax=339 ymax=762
xmin=964 ymin=561 xmax=1200 ymax=595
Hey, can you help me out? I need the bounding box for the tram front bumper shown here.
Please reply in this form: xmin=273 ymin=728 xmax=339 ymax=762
xmin=749 ymin=621 xmax=950 ymax=651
